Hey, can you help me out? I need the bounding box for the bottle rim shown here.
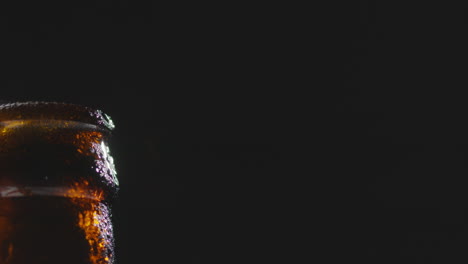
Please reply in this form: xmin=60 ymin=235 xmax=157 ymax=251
xmin=0 ymin=101 xmax=115 ymax=131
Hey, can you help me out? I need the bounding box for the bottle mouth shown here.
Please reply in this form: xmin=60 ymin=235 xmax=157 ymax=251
xmin=0 ymin=102 xmax=119 ymax=200
xmin=0 ymin=102 xmax=115 ymax=131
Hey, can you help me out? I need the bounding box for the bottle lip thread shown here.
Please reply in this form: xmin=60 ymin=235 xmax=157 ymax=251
xmin=0 ymin=101 xmax=115 ymax=131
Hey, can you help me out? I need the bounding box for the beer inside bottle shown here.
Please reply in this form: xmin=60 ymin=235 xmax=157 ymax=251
xmin=0 ymin=102 xmax=119 ymax=264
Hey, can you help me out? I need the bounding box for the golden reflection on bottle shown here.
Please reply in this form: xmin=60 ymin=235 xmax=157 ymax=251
xmin=68 ymin=183 xmax=114 ymax=264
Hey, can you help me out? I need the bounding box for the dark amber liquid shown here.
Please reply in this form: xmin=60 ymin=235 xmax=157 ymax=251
xmin=0 ymin=196 xmax=114 ymax=264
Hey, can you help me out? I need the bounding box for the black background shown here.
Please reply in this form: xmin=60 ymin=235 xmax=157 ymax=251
xmin=0 ymin=1 xmax=298 ymax=263
xmin=333 ymin=1 xmax=468 ymax=263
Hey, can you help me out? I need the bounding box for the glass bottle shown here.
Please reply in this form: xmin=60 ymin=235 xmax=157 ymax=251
xmin=0 ymin=102 xmax=119 ymax=264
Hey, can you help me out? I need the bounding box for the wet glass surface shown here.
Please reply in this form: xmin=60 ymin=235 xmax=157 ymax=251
xmin=0 ymin=102 xmax=118 ymax=264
